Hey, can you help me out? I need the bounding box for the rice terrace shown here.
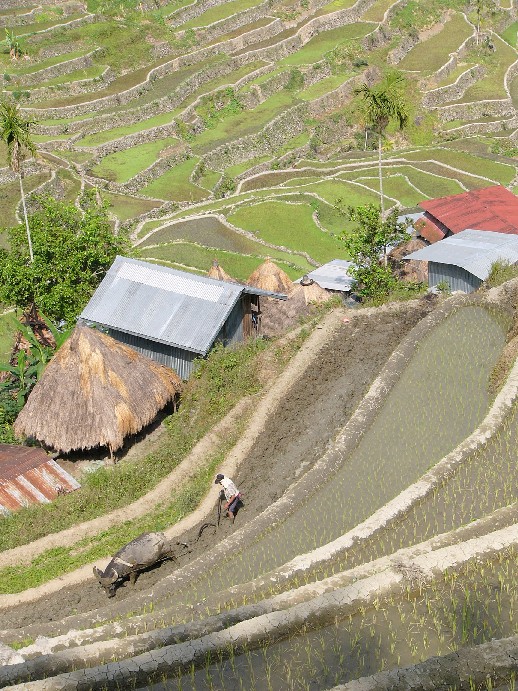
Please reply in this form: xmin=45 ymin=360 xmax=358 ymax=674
xmin=0 ymin=0 xmax=517 ymax=687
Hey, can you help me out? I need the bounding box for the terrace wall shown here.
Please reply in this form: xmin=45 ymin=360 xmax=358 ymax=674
xmin=422 ymin=65 xmax=486 ymax=108
xmin=14 ymin=49 xmax=102 ymax=88
xmin=0 ymin=2 xmax=84 ymax=28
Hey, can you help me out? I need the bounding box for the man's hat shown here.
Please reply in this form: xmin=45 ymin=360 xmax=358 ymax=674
xmin=215 ymin=473 xmax=224 ymax=484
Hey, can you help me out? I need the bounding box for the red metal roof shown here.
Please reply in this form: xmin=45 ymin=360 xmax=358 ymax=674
xmin=419 ymin=186 xmax=518 ymax=238
xmin=0 ymin=445 xmax=80 ymax=514
xmin=416 ymin=216 xmax=445 ymax=243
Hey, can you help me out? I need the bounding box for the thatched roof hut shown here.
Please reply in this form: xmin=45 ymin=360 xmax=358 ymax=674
xmin=298 ymin=280 xmax=331 ymax=305
xmin=207 ymin=259 xmax=239 ymax=283
xmin=247 ymin=258 xmax=294 ymax=295
xmin=14 ymin=326 xmax=182 ymax=455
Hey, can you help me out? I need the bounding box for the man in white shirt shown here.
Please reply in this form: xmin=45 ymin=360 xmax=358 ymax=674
xmin=215 ymin=473 xmax=241 ymax=524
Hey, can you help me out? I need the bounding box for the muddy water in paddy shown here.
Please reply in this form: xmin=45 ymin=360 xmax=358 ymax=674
xmin=162 ymin=306 xmax=505 ymax=602
xmin=148 ymin=549 xmax=518 ymax=690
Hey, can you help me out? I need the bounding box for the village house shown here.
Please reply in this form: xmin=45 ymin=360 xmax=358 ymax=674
xmin=416 ymin=186 xmax=518 ymax=244
xmin=80 ymin=256 xmax=286 ymax=380
xmin=405 ymin=229 xmax=518 ymax=292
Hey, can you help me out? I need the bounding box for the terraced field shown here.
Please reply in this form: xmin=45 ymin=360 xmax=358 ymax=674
xmin=1 ymin=0 xmax=518 ymax=688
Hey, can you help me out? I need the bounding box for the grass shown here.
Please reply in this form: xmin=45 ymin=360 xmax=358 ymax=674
xmin=0 ymin=173 xmax=51 ymax=232
xmin=279 ymin=24 xmax=375 ymax=66
xmin=432 ymin=62 xmax=477 ymax=88
xmin=400 ymin=147 xmax=516 ymax=185
xmin=139 ymin=241 xmax=308 ymax=279
xmin=398 ymin=14 xmax=473 ymax=73
xmin=500 ymin=20 xmax=517 ymax=46
xmin=315 ymin=0 xmax=357 ymax=15
xmin=105 ymin=192 xmax=163 ymax=222
xmin=225 ymin=156 xmax=272 ymax=178
xmin=0 ymin=310 xmax=20 ymax=364
xmin=17 ymin=64 xmax=107 ymax=89
xmin=452 ymin=35 xmax=517 ymax=102
xmin=298 ymin=72 xmax=353 ymax=101
xmin=5 ymin=49 xmax=88 ymax=76
xmin=79 ymin=111 xmax=177 ymax=147
xmin=140 ymin=158 xmax=209 ymax=202
xmin=89 ymin=137 xmax=179 ymax=184
xmin=347 ymin=173 xmax=425 ymax=208
xmin=228 ymin=200 xmax=347 ymax=263
xmin=179 ymin=0 xmax=265 ymax=29
xmin=361 ymin=0 xmax=397 ymax=22
xmin=192 ymin=90 xmax=299 ymax=154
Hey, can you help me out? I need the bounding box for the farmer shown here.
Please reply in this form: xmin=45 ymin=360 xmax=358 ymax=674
xmin=215 ymin=473 xmax=241 ymax=524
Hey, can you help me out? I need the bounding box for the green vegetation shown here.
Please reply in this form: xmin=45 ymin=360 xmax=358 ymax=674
xmin=180 ymin=0 xmax=264 ymax=29
xmin=228 ymin=200 xmax=346 ymax=263
xmin=398 ymin=14 xmax=473 ymax=73
xmin=89 ymin=137 xmax=179 ymax=183
xmin=0 ymin=193 xmax=129 ymax=323
xmin=484 ymin=259 xmax=518 ymax=288
xmin=341 ymin=203 xmax=413 ymax=299
xmin=105 ymin=191 xmax=163 ymax=221
xmin=0 ymin=309 xmax=19 ymax=363
xmin=140 ymin=157 xmax=209 ymax=202
xmin=279 ymin=24 xmax=374 ymax=66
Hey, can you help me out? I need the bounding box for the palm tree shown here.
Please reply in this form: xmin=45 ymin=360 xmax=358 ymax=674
xmin=354 ymin=72 xmax=408 ymax=222
xmin=0 ymin=100 xmax=36 ymax=262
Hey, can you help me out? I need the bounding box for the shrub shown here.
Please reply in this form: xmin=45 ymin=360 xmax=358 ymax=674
xmin=484 ymin=260 xmax=518 ymax=288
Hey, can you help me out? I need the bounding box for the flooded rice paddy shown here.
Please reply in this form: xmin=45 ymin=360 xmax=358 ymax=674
xmin=161 ymin=305 xmax=506 ymax=610
xmin=146 ymin=547 xmax=518 ymax=690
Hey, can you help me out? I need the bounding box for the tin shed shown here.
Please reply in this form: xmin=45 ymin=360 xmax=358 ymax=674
xmin=405 ymin=229 xmax=518 ymax=292
xmin=80 ymin=257 xmax=286 ymax=379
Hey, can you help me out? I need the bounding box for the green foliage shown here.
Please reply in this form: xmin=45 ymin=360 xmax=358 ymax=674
xmin=0 ymin=192 xmax=129 ymax=324
xmin=197 ymin=88 xmax=244 ymax=129
xmin=285 ymin=68 xmax=304 ymax=91
xmin=390 ymin=0 xmax=465 ymax=31
xmin=215 ymin=174 xmax=237 ymax=198
xmin=484 ymin=260 xmax=518 ymax=288
xmin=340 ymin=204 xmax=411 ymax=299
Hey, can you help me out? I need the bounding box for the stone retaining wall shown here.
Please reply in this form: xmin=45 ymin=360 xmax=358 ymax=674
xmin=422 ymin=65 xmax=486 ymax=108
xmin=437 ymin=97 xmax=515 ymax=123
xmin=20 ymin=66 xmax=115 ymax=104
xmin=203 ymin=101 xmax=308 ymax=170
xmin=189 ymin=0 xmax=272 ymax=45
xmin=443 ymin=113 xmax=518 ymax=136
xmin=15 ymin=49 xmax=101 ymax=88
xmin=0 ymin=2 xmax=84 ymax=28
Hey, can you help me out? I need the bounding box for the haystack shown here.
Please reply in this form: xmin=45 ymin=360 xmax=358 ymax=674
xmin=298 ymin=280 xmax=331 ymax=306
xmin=14 ymin=326 xmax=182 ymax=455
xmin=259 ymin=282 xmax=331 ymax=337
xmin=207 ymin=259 xmax=239 ymax=283
xmin=247 ymin=258 xmax=294 ymax=295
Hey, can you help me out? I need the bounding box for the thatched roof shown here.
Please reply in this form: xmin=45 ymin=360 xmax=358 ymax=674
xmin=389 ymin=238 xmax=428 ymax=282
xmin=247 ymin=258 xmax=294 ymax=295
xmin=14 ymin=326 xmax=182 ymax=454
xmin=299 ymin=281 xmax=331 ymax=305
xmin=259 ymin=283 xmax=331 ymax=337
xmin=207 ymin=259 xmax=239 ymax=283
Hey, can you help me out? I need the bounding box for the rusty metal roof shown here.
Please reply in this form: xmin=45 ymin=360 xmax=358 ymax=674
xmin=419 ymin=186 xmax=518 ymax=238
xmin=0 ymin=445 xmax=80 ymax=514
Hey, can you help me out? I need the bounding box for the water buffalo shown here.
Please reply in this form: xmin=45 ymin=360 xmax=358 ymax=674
xmin=93 ymin=532 xmax=187 ymax=598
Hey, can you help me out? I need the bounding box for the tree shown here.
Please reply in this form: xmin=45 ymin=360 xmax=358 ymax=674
xmin=4 ymin=29 xmax=23 ymax=61
xmin=341 ymin=204 xmax=411 ymax=300
xmin=0 ymin=100 xmax=36 ymax=262
xmin=354 ymin=72 xmax=408 ymax=222
xmin=0 ymin=192 xmax=130 ymax=324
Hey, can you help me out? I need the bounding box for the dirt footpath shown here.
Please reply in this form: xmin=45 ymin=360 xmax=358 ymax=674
xmin=0 ymin=298 xmax=436 ymax=632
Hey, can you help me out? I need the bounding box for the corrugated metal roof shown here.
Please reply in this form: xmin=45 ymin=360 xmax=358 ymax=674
xmin=80 ymin=257 xmax=286 ymax=356
xmin=295 ymin=259 xmax=355 ymax=291
xmin=0 ymin=445 xmax=80 ymax=514
xmin=416 ymin=216 xmax=446 ymax=243
xmin=419 ymin=186 xmax=518 ymax=236
xmin=405 ymin=229 xmax=518 ymax=280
